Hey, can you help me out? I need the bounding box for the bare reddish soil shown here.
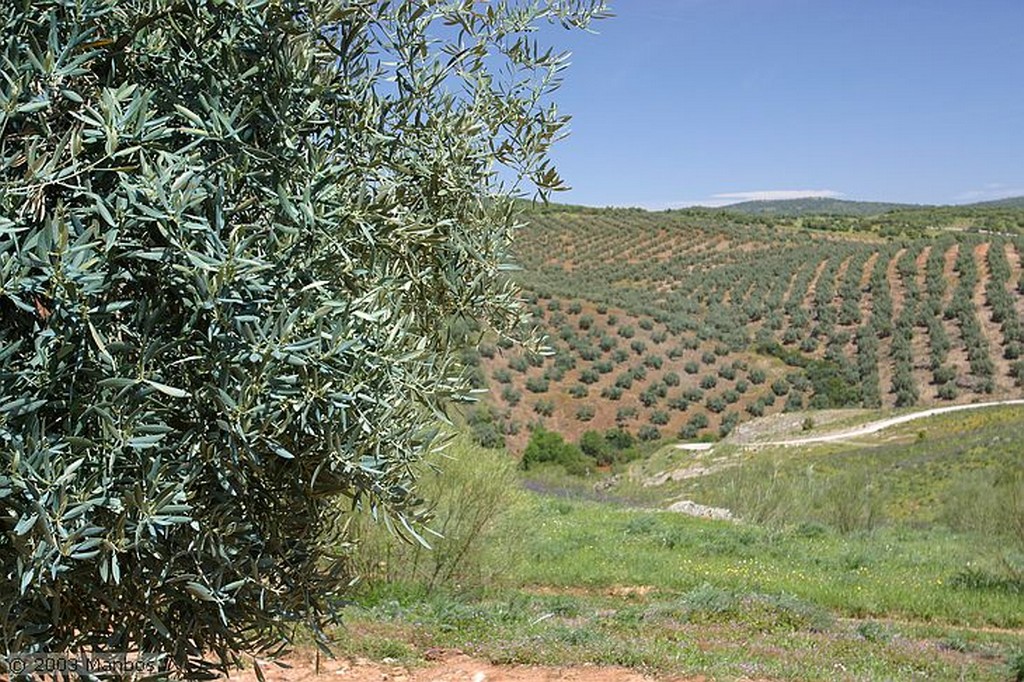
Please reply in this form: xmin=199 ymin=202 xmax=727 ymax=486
xmin=224 ymin=650 xmax=706 ymax=682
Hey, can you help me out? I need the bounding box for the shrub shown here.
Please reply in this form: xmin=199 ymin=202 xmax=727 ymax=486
xmin=1012 ymin=360 xmax=1024 ymax=386
xmin=706 ymin=396 xmax=727 ymax=413
xmin=650 ymin=410 xmax=670 ymax=425
xmin=719 ymin=412 xmax=740 ymax=437
xmin=639 ymin=390 xmax=658 ymax=408
xmin=543 ymin=366 xmax=566 ymax=382
xmin=467 ymin=406 xmax=507 ymax=449
xmin=501 ymin=386 xmax=523 ymax=406
xmin=525 ymin=377 xmax=550 ymax=393
xmin=637 ymin=425 xmax=661 ymax=441
xmin=612 ymin=348 xmax=629 ymax=363
xmin=509 ymin=356 xmax=529 ymax=373
xmin=521 ymin=429 xmax=590 ymax=475
xmin=351 ymin=435 xmax=530 ymax=589
xmin=616 ymin=406 xmax=639 ymax=423
xmin=576 ymin=405 xmax=596 ymax=421
xmin=700 ymin=375 xmax=719 ymax=390
xmin=683 ymin=387 xmax=705 ymax=401
xmin=554 ymin=352 xmax=577 ymax=371
xmin=679 ymin=424 xmax=700 ymax=439
xmin=577 ymin=430 xmax=611 ymax=466
xmin=688 ymin=413 xmax=709 ymax=429
xmin=668 ymin=396 xmax=690 ymax=411
xmin=605 ymin=428 xmax=635 ymax=451
xmin=533 ymin=399 xmax=556 ymax=416
xmin=933 ymin=365 xmax=957 ymax=385
xmin=568 ymin=384 xmax=589 ymax=398
xmin=644 ymin=354 xmax=663 ymax=369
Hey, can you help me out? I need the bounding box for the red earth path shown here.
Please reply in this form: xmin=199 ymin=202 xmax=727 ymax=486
xmin=223 ymin=649 xmax=728 ymax=682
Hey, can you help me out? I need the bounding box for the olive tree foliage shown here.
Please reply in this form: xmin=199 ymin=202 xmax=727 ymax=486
xmin=0 ymin=0 xmax=608 ymax=676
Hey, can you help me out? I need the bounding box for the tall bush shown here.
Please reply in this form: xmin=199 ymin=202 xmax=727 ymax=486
xmin=0 ymin=0 xmax=607 ymax=676
xmin=349 ymin=436 xmax=531 ymax=590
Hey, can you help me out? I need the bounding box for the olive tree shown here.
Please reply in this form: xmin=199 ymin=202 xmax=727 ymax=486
xmin=0 ymin=0 xmax=608 ymax=677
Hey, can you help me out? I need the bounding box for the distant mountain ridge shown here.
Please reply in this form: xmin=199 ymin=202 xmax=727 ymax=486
xmin=712 ymin=196 xmax=1024 ymax=217
xmin=968 ymin=196 xmax=1024 ymax=209
xmin=715 ymin=198 xmax=923 ymax=216
xmin=517 ymin=196 xmax=1024 ymax=218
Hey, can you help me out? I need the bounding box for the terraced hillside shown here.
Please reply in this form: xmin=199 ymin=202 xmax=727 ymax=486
xmin=472 ymin=207 xmax=1024 ymax=451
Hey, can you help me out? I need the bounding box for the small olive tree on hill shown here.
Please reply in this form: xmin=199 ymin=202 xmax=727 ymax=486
xmin=0 ymin=0 xmax=607 ymax=677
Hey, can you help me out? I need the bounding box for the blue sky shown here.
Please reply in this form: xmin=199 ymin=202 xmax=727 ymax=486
xmin=541 ymin=0 xmax=1024 ymax=208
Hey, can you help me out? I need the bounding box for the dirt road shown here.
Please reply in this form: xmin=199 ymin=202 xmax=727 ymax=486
xmin=225 ymin=651 xmax=686 ymax=681
xmin=748 ymin=399 xmax=1024 ymax=448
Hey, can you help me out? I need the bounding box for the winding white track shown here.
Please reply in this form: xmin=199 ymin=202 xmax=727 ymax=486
xmin=746 ymin=399 xmax=1024 ymax=448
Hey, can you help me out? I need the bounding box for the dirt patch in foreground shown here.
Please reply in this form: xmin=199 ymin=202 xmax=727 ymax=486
xmin=224 ymin=650 xmax=715 ymax=682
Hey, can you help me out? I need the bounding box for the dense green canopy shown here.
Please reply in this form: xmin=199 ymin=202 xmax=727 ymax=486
xmin=0 ymin=0 xmax=607 ymax=677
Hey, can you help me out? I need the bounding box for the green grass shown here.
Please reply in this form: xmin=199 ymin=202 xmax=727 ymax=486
xmin=328 ymin=409 xmax=1024 ymax=680
xmin=333 ymin=492 xmax=1023 ymax=680
xmin=519 ymin=498 xmax=1023 ymax=628
xmin=340 ymin=585 xmax=1023 ymax=680
xmin=671 ymin=405 xmax=1024 ymax=528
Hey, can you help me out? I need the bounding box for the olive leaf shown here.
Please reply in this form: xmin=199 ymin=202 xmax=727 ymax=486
xmin=0 ymin=0 xmax=607 ymax=678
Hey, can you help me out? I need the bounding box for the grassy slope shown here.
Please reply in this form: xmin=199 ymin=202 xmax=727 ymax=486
xmin=333 ymin=407 xmax=1024 ymax=681
xmin=652 ymin=404 xmax=1024 ymax=525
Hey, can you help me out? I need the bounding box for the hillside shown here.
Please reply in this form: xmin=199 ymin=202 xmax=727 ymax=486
xmin=715 ymin=197 xmax=918 ymax=216
xmin=469 ymin=206 xmax=1024 ymax=451
xmin=968 ymin=195 xmax=1024 ymax=209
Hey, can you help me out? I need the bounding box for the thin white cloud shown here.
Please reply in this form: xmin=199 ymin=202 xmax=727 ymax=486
xmin=711 ymin=189 xmax=844 ymax=202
